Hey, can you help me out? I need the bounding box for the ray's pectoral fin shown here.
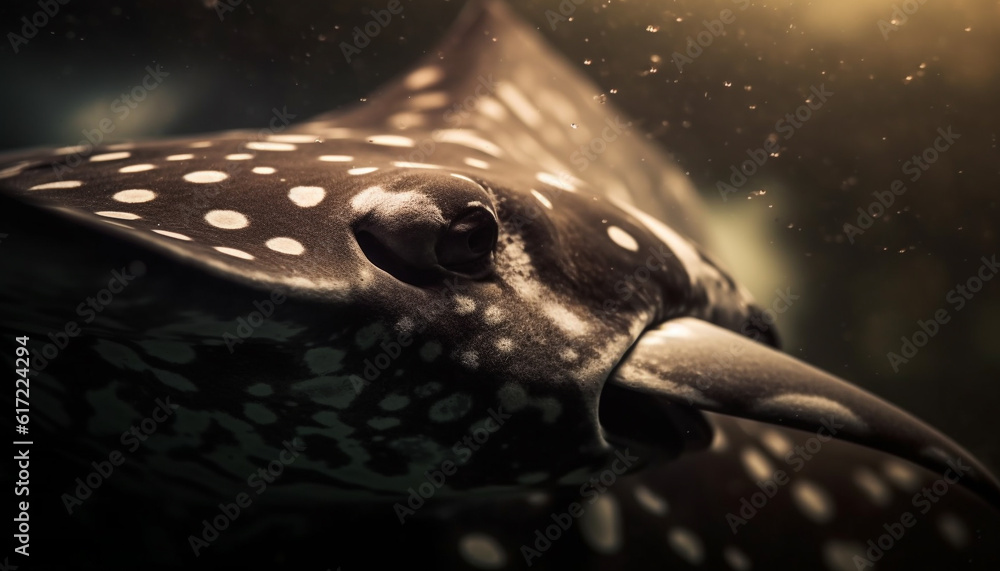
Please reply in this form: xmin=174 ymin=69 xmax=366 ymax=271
xmin=609 ymin=317 xmax=1000 ymax=509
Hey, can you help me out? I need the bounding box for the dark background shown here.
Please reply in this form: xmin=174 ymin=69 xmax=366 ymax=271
xmin=1 ymin=0 xmax=997 ymax=474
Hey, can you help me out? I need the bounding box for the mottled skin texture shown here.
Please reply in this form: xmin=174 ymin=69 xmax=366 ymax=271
xmin=0 ymin=1 xmax=998 ymax=570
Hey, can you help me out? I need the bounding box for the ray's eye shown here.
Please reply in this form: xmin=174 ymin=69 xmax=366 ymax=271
xmin=351 ymin=174 xmax=498 ymax=285
xmin=436 ymin=206 xmax=498 ymax=274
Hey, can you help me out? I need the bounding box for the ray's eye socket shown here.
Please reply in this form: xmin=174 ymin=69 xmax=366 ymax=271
xmin=352 ymin=189 xmax=499 ymax=286
xmin=436 ymin=206 xmax=498 ymax=276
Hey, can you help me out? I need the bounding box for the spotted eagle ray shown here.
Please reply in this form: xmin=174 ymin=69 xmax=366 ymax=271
xmin=0 ymin=1 xmax=998 ymax=569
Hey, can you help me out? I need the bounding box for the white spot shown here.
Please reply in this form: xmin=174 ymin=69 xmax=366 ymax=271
xmin=434 ymin=129 xmax=504 ymax=157
xmin=882 ymin=459 xmax=921 ymax=491
xmin=459 ymin=351 xmax=479 ymax=369
xmin=535 ymin=171 xmax=578 ymax=192
xmin=368 ymin=134 xmax=415 ymax=148
xmin=319 ymin=155 xmax=354 ymax=162
xmin=740 ymin=446 xmax=775 ymax=482
xmin=607 ymin=225 xmax=639 ymax=252
xmin=667 ymin=527 xmax=705 ymax=565
xmin=225 ymin=153 xmax=254 ymax=160
xmin=559 ymin=348 xmax=578 ymax=362
xmin=396 ymin=318 xmax=415 ymax=335
xmin=288 ymin=186 xmax=326 ymax=208
xmin=496 ymin=82 xmax=542 ymax=127
xmin=758 ymin=429 xmax=794 ymax=458
xmin=609 ymin=197 xmax=716 ymax=290
xmin=183 ymin=170 xmax=229 ymax=184
xmin=478 ymin=97 xmax=508 ymax=121
xmin=204 ymin=210 xmax=249 ymax=230
xmin=404 ymin=66 xmax=444 ymax=90
xmin=118 ymin=164 xmax=155 ymax=173
xmin=579 ymin=495 xmax=622 ymax=554
xmin=214 ymin=246 xmax=254 ymax=260
xmin=0 ymin=162 xmax=30 ymax=179
xmin=113 ymin=189 xmax=156 ymax=203
xmin=90 ymin=151 xmax=131 ymax=162
xmin=531 ymin=189 xmax=553 ymax=209
xmin=166 ymin=154 xmax=194 ymax=161
xmin=245 ymin=141 xmax=296 ymax=151
xmin=29 ymin=180 xmax=82 ymax=190
xmin=252 ymin=166 xmax=276 ymax=175
xmin=350 ymin=186 xmax=445 ymax=225
xmin=53 ymin=145 xmax=88 ymax=155
xmin=457 ymin=533 xmax=506 ymax=569
xmin=710 ymin=425 xmax=729 ymax=452
xmin=852 ymin=466 xmax=891 ymax=507
xmin=454 ymin=296 xmax=476 ymax=315
xmin=791 ymin=479 xmax=835 ymax=523
xmin=495 ymin=338 xmax=514 ymax=352
xmin=633 ymin=484 xmax=668 ymax=516
xmin=392 ymin=161 xmax=440 ymax=169
xmin=266 ymin=237 xmax=305 ymax=256
xmin=543 ymin=303 xmax=589 ymax=336
xmin=937 ymin=512 xmax=969 ymax=549
xmin=153 ymin=230 xmax=192 ymax=241
xmin=95 ymin=211 xmax=141 ymax=220
xmin=463 ymin=157 xmax=490 ymax=169
xmin=753 ymin=394 xmax=868 ymax=433
xmin=267 ymin=134 xmax=318 ymax=143
xmin=388 ymin=111 xmax=427 ymax=129
xmin=723 ymin=545 xmax=752 ymax=571
xmin=347 ymin=167 xmax=378 ymax=175
xmin=408 ymin=91 xmax=449 ymax=110
xmin=823 ymin=540 xmax=866 ymax=571
xmin=189 ymin=141 xmax=213 ymax=148
xmin=484 ymin=305 xmax=504 ymax=324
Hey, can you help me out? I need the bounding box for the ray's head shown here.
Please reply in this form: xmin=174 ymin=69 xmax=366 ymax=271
xmin=1 ymin=137 xmax=761 ymax=496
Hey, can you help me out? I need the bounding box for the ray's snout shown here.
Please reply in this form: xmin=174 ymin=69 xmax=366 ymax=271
xmin=351 ymin=172 xmax=498 ymax=284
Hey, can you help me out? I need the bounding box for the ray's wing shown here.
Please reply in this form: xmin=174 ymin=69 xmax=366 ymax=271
xmin=295 ymin=0 xmax=708 ymax=243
